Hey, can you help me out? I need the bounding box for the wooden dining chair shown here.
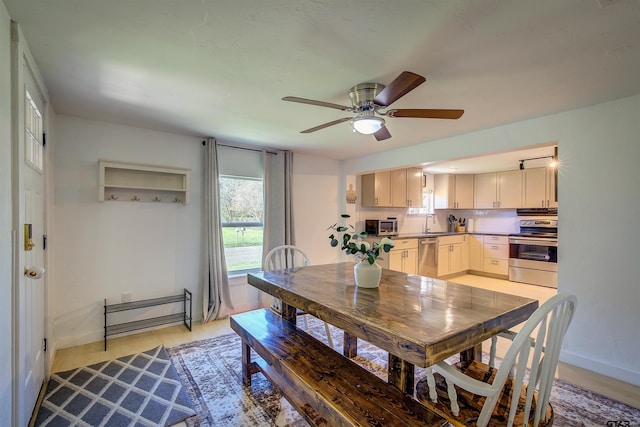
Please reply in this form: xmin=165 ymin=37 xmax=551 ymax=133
xmin=416 ymin=293 xmax=577 ymax=427
xmin=264 ymin=245 xmax=334 ymax=349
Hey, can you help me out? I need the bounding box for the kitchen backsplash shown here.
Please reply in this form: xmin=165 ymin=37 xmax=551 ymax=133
xmin=355 ymin=208 xmax=523 ymax=235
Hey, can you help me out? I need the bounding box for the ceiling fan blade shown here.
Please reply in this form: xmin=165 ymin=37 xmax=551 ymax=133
xmin=374 ymin=126 xmax=392 ymax=141
xmin=282 ymin=96 xmax=352 ymax=111
xmin=300 ymin=117 xmax=352 ymax=133
xmin=373 ymin=71 xmax=426 ymax=107
xmin=387 ymin=109 xmax=464 ymax=119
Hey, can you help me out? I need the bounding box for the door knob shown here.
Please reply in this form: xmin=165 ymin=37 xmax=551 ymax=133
xmin=24 ymin=266 xmax=45 ymax=279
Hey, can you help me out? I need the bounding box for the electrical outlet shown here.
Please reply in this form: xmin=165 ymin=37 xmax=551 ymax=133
xmin=122 ymin=292 xmax=132 ymax=303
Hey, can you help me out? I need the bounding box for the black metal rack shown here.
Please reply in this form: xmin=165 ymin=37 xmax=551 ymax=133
xmin=104 ymin=288 xmax=192 ymax=350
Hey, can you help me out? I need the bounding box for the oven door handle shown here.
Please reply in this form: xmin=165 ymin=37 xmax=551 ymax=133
xmin=509 ymin=237 xmax=558 ymax=247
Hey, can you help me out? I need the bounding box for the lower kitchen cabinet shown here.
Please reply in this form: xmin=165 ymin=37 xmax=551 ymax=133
xmin=436 ymin=234 xmax=468 ymax=277
xmin=469 ymin=234 xmax=509 ymax=277
xmin=469 ymin=235 xmax=483 ymax=271
xmin=388 ymin=238 xmax=418 ymax=275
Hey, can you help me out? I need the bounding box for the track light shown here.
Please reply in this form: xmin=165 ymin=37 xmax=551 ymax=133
xmin=518 ymin=155 xmax=557 ymax=170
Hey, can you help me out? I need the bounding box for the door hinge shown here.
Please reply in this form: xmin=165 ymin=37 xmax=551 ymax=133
xmin=42 ymin=133 xmax=46 ymax=147
xmin=43 ymin=234 xmax=47 ymax=250
xmin=43 ymin=338 xmax=47 ymax=352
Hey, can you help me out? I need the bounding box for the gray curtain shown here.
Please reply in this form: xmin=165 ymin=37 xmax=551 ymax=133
xmin=203 ymin=138 xmax=234 ymax=322
xmin=262 ymin=150 xmax=295 ymax=265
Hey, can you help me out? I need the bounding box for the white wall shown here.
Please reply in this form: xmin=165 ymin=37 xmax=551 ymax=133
xmin=343 ymin=95 xmax=640 ymax=386
xmin=0 ymin=2 xmax=14 ymax=423
xmin=52 ymin=116 xmax=204 ymax=348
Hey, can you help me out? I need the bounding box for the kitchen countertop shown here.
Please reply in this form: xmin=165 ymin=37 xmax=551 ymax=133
xmin=377 ymin=231 xmax=512 ymax=239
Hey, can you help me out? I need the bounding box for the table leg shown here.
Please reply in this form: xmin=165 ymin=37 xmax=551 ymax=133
xmin=343 ymin=332 xmax=358 ymax=358
xmin=460 ymin=343 xmax=483 ymax=363
xmin=388 ymin=354 xmax=415 ymax=395
xmin=281 ymin=302 xmax=297 ymax=324
xmin=241 ymin=342 xmax=252 ymax=386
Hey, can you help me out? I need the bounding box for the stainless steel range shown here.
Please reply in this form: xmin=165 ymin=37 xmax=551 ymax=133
xmin=509 ymin=219 xmax=558 ymax=288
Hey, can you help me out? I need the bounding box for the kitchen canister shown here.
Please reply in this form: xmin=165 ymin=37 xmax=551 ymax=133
xmin=467 ymin=218 xmax=474 ymax=232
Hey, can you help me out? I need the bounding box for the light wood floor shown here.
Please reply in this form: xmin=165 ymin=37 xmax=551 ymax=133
xmin=50 ymin=274 xmax=640 ymax=410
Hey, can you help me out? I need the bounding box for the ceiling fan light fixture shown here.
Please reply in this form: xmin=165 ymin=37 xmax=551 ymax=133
xmin=351 ymin=113 xmax=385 ymax=135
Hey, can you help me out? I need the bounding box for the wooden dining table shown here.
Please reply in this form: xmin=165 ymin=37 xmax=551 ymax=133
xmin=247 ymin=262 xmax=539 ymax=395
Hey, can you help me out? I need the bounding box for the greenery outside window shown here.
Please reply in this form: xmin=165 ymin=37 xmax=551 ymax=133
xmin=219 ymin=175 xmax=264 ymax=274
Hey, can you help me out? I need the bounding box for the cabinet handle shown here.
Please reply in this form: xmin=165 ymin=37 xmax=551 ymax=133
xmin=491 ymin=260 xmax=499 ymax=265
xmin=541 ymin=200 xmax=545 ymax=207
xmin=375 ymin=197 xmax=378 ymax=205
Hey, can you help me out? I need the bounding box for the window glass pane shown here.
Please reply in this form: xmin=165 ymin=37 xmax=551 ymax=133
xmin=219 ymin=176 xmax=264 ymax=274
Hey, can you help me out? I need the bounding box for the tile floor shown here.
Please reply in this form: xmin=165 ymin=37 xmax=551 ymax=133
xmin=49 ymin=274 xmax=640 ymax=411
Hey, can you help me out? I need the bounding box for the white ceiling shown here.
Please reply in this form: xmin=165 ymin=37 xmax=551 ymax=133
xmin=5 ymin=0 xmax=640 ymax=164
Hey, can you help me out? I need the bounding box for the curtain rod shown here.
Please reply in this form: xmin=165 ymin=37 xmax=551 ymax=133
xmin=202 ymin=140 xmax=278 ymax=155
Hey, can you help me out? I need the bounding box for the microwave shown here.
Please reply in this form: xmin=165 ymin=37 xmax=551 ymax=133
xmin=365 ymin=219 xmax=398 ymax=236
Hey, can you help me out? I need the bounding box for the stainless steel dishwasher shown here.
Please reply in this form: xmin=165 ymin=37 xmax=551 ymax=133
xmin=418 ymin=238 xmax=438 ymax=277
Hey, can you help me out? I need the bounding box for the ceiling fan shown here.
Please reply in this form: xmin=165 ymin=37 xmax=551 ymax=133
xmin=282 ymin=71 xmax=464 ymax=141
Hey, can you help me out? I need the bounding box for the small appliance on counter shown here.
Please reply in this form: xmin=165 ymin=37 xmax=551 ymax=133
xmin=365 ymin=218 xmax=398 ymax=236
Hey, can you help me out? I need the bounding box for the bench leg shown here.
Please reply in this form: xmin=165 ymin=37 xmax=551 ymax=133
xmin=388 ymin=354 xmax=415 ymax=395
xmin=343 ymin=332 xmax=358 ymax=358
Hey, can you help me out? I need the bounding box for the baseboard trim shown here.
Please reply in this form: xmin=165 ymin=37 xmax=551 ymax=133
xmin=560 ymin=350 xmax=640 ymax=387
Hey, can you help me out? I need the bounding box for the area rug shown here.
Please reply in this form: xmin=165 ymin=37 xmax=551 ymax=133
xmin=168 ymin=316 xmax=640 ymax=427
xmin=35 ymin=345 xmax=196 ymax=427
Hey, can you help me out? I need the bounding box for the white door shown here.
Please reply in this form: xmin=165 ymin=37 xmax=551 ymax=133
xmin=17 ymin=60 xmax=47 ymax=426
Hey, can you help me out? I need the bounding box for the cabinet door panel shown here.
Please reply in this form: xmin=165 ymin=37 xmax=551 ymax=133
xmin=497 ymin=170 xmax=521 ymax=208
xmin=406 ymin=168 xmax=423 ymax=208
xmin=437 ymin=245 xmax=450 ymax=277
xmin=523 ymin=167 xmax=547 ymax=208
xmin=455 ymin=175 xmax=475 ymax=209
xmin=391 ymin=169 xmax=408 ymax=207
xmin=474 ymin=173 xmax=497 ymax=208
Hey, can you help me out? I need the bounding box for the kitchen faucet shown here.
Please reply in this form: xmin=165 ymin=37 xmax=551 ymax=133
xmin=424 ymin=214 xmax=435 ymax=233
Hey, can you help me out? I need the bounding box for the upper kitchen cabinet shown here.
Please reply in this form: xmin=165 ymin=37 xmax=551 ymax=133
xmin=434 ymin=174 xmax=474 ymax=209
xmin=474 ymin=170 xmax=521 ymax=209
xmin=522 ymin=167 xmax=558 ymax=208
xmin=361 ymin=171 xmax=392 ymax=207
xmin=362 ymin=168 xmax=423 ymax=208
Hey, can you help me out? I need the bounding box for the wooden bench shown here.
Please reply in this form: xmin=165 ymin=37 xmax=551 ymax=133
xmin=230 ymin=308 xmax=446 ymax=426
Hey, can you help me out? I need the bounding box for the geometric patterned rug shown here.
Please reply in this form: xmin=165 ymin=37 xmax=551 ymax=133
xmin=34 ymin=345 xmax=195 ymax=427
xmin=168 ymin=317 xmax=640 ymax=427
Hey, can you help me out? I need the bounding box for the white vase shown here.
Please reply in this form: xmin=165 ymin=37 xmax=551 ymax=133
xmin=353 ymin=260 xmax=382 ymax=288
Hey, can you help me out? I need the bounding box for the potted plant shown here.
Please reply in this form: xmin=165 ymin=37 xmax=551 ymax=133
xmin=328 ymin=214 xmax=394 ymax=288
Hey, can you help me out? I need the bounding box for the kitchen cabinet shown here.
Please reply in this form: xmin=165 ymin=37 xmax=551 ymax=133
xmin=522 ymin=167 xmax=558 ymax=208
xmin=482 ymin=235 xmax=509 ymax=276
xmin=362 ymin=168 xmax=423 ymax=208
xmin=391 ymin=168 xmax=423 ymax=208
xmin=99 ymin=160 xmax=191 ymax=204
xmin=474 ymin=170 xmax=521 ymax=209
xmin=436 ymin=234 xmax=467 ymax=277
xmin=469 ymin=234 xmax=483 ymax=271
xmin=434 ymin=174 xmax=474 ymax=209
xmin=387 ymin=238 xmax=418 ymax=274
xmin=361 ymin=171 xmax=392 ymax=207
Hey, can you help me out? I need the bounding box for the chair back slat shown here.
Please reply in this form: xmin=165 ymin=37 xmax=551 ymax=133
xmin=264 ymin=245 xmax=310 ymax=271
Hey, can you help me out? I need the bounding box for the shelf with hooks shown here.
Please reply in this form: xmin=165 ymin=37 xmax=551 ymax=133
xmin=98 ymin=160 xmax=190 ymax=204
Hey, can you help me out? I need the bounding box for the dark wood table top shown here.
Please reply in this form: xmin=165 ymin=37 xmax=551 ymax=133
xmin=248 ymin=262 xmax=539 ymax=368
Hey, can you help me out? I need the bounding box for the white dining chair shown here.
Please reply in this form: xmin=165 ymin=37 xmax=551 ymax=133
xmin=416 ymin=293 xmax=577 ymax=427
xmin=263 ymin=245 xmax=334 ymax=349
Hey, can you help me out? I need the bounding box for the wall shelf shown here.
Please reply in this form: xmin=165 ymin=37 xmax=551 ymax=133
xmin=98 ymin=159 xmax=191 ymax=204
xmin=104 ymin=288 xmax=192 ymax=350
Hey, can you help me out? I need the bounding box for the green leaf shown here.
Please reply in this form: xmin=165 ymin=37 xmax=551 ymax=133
xmin=340 ymin=214 xmax=351 ymax=218
xmin=336 ymin=226 xmax=348 ymax=232
xmin=330 ymin=239 xmax=339 ymax=247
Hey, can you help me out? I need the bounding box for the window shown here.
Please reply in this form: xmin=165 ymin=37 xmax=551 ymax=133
xmin=25 ymin=89 xmax=43 ymax=172
xmin=219 ymin=175 xmax=264 ymax=274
